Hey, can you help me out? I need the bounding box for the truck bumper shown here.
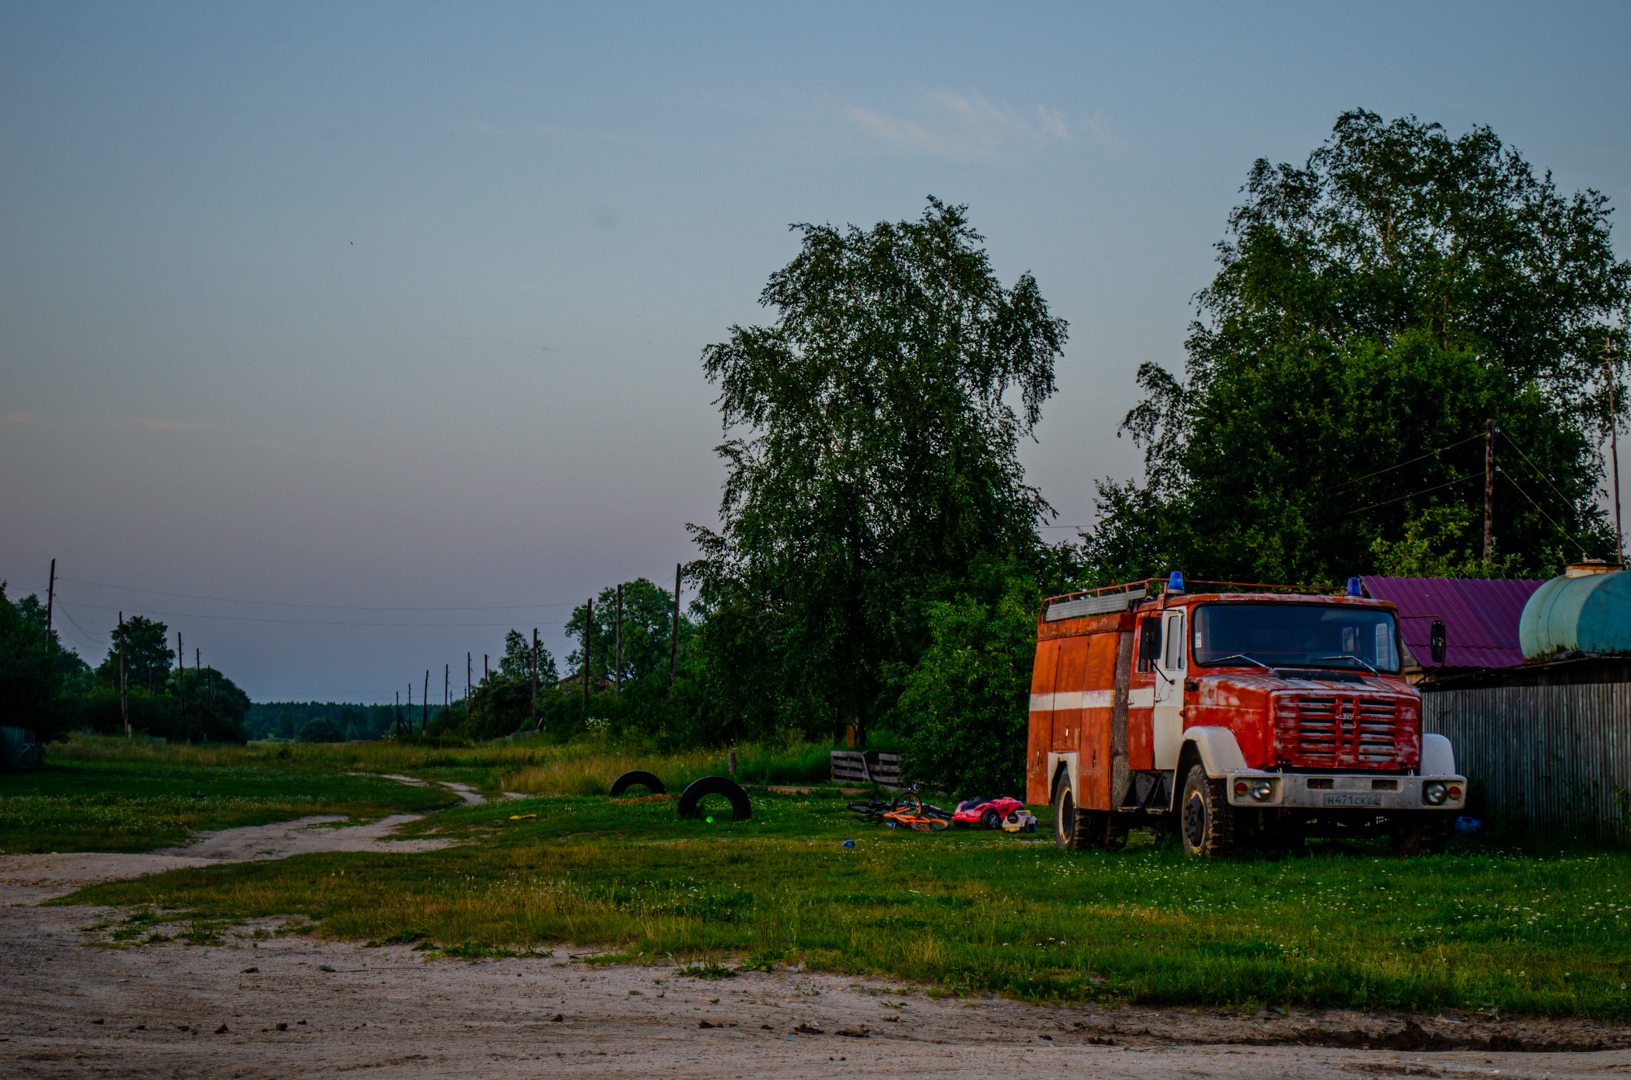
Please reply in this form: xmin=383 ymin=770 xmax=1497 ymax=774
xmin=1224 ymin=771 xmax=1466 ymax=812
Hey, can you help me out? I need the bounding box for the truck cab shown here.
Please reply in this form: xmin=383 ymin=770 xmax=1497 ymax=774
xmin=1026 ymin=575 xmax=1466 ymax=856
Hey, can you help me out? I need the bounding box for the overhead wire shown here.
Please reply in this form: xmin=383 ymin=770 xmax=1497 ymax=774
xmin=1342 ymin=470 xmax=1484 ymax=517
xmin=1330 ymin=433 xmax=1485 ymax=494
xmin=1499 ymin=431 xmax=1581 ymax=511
xmin=56 ymin=599 xmax=546 ymax=629
xmin=1500 ymin=471 xmax=1591 ymax=558
xmin=58 ymin=576 xmax=578 ymax=612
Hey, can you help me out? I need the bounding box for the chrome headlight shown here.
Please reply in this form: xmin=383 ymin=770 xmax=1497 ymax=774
xmin=1250 ymin=779 xmax=1273 ymax=802
xmin=1422 ymin=781 xmax=1448 ymax=806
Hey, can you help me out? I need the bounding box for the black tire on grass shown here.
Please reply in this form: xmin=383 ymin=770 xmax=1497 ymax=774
xmin=609 ymin=770 xmax=666 ymax=797
xmin=677 ymin=776 xmax=752 ymax=821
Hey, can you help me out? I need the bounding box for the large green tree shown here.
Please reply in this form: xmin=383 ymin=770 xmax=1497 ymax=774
xmin=0 ymin=583 xmax=69 ymax=736
xmin=564 ymin=578 xmax=686 ymax=688
xmin=691 ymin=197 xmax=1067 ymax=741
xmin=1089 ymin=111 xmax=1631 ymax=584
xmin=95 ymin=615 xmax=174 ymax=694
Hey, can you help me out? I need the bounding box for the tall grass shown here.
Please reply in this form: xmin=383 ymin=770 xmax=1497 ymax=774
xmin=497 ymin=741 xmax=831 ymax=796
xmin=46 ymin=733 xmax=834 ymax=792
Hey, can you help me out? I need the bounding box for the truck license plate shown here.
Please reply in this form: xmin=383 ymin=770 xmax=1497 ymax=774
xmin=1323 ymin=793 xmax=1383 ymax=807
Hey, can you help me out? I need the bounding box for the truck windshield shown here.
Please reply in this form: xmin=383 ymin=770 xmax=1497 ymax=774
xmin=1191 ymin=603 xmax=1401 ymax=673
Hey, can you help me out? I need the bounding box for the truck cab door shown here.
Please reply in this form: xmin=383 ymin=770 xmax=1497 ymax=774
xmin=1152 ymin=610 xmax=1186 ymax=771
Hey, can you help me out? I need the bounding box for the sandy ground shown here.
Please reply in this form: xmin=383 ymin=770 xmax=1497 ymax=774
xmin=0 ymin=815 xmax=458 ymax=907
xmin=4 ymin=803 xmax=1630 ymax=1077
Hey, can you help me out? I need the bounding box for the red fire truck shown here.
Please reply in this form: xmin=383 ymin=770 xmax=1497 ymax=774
xmin=1026 ymin=573 xmax=1465 ymax=857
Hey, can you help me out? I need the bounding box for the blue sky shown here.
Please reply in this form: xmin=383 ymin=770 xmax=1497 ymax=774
xmin=3 ymin=1 xmax=1627 ymax=701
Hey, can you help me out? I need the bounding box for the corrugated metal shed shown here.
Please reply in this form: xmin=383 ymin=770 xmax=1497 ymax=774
xmin=1361 ymin=576 xmax=1544 ymax=669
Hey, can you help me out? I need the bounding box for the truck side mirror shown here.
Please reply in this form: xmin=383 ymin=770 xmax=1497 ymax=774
xmin=1429 ymin=620 xmax=1446 ymax=665
xmin=1138 ymin=617 xmax=1162 ymax=670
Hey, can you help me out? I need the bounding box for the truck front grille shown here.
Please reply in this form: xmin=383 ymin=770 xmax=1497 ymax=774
xmin=1277 ymin=695 xmax=1408 ymax=768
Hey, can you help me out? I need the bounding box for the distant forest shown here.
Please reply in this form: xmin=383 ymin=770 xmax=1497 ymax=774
xmin=244 ymin=702 xmax=447 ymax=742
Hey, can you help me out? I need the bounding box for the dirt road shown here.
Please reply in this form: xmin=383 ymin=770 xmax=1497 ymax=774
xmin=4 ymin=815 xmax=1629 ymax=1078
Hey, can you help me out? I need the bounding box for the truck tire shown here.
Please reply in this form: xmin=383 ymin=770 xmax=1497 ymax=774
xmin=1054 ymin=779 xmax=1123 ymax=851
xmin=608 ymin=770 xmax=665 ymax=797
xmin=676 ymin=776 xmax=752 ymax=821
xmin=1178 ymin=764 xmax=1234 ymax=858
xmin=1053 ymin=777 xmax=1086 ymax=851
xmin=1391 ymin=814 xmax=1449 ymax=857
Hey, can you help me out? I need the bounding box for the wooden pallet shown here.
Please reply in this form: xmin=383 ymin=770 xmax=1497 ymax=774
xmin=830 ymin=750 xmax=901 ymax=790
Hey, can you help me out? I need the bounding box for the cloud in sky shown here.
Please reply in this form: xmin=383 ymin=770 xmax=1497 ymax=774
xmin=845 ymin=90 xmax=1086 ymax=161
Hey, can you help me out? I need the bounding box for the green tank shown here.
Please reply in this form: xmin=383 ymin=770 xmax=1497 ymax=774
xmin=1518 ymin=567 xmax=1631 ymax=660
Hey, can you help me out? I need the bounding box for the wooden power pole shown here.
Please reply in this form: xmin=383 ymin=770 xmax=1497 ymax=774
xmin=466 ymin=652 xmax=472 ymax=720
xmin=44 ymin=558 xmax=54 ymax=645
xmin=614 ymin=583 xmax=623 ymax=700
xmin=531 ymin=628 xmax=540 ymax=729
xmin=177 ymin=632 xmax=185 ymax=737
xmin=582 ymin=600 xmax=593 ymax=702
xmin=1483 ymin=418 xmax=1495 ymax=565
xmin=422 ymin=670 xmax=429 ymax=734
xmin=669 ymin=563 xmax=681 ymax=688
xmin=1607 ymin=338 xmax=1624 ymax=564
xmin=118 ymin=612 xmax=129 ymax=737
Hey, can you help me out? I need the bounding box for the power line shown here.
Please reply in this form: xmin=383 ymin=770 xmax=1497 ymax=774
xmin=58 ymin=576 xmax=578 ymax=612
xmin=1500 ymin=431 xmax=1580 ymax=512
xmin=1500 ymin=471 xmax=1590 ymax=558
xmin=1343 ymin=470 xmax=1485 ymax=517
xmin=57 ymin=598 xmax=554 ymax=629
xmin=1331 ymin=433 xmax=1485 ymax=493
xmin=51 ymin=600 xmax=109 ymax=652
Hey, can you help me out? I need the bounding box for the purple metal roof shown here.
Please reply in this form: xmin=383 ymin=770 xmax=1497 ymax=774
xmin=1361 ymin=576 xmax=1545 ymax=669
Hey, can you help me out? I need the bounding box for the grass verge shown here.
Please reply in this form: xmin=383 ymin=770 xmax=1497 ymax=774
xmin=0 ymin=752 xmax=459 ymax=853
xmin=55 ymin=783 xmax=1631 ymax=1018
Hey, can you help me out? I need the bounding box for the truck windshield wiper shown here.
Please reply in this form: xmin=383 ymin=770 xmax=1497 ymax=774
xmin=1310 ymin=654 xmax=1381 ymax=676
xmin=1210 ymin=653 xmax=1271 ymax=671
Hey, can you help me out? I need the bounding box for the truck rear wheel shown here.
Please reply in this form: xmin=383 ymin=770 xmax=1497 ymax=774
xmin=1054 ymin=779 xmax=1085 ymax=851
xmin=1054 ymin=778 xmax=1124 ymax=851
xmin=1179 ymin=764 xmax=1234 ymax=858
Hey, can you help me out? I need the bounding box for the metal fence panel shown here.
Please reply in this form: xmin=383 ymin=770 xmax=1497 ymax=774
xmin=1423 ymin=684 xmax=1631 ymax=837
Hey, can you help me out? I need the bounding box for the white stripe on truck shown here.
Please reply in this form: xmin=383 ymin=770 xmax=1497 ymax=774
xmin=1028 ymin=690 xmax=1114 ymax=712
xmin=1029 ymin=687 xmax=1157 ymax=713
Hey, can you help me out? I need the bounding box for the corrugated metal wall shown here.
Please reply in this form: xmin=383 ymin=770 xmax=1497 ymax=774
xmin=1423 ymin=685 xmax=1631 ymax=837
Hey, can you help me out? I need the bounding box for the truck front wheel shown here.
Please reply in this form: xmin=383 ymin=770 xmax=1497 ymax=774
xmin=1179 ymin=764 xmax=1234 ymax=858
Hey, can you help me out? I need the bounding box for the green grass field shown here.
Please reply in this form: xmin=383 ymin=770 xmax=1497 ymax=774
xmin=19 ymin=737 xmax=1631 ymax=1018
xmin=0 ymin=738 xmax=463 ymax=852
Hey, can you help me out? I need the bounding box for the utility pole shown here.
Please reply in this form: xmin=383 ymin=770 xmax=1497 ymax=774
xmin=1483 ymin=418 xmax=1495 ymax=565
xmin=484 ymin=654 xmax=489 ymax=683
xmin=669 ymin=563 xmax=681 ymax=688
xmin=422 ymin=670 xmax=429 ymax=734
xmin=407 ymin=681 xmax=413 ymax=732
xmin=177 ymin=632 xmax=185 ymax=737
xmin=466 ymin=652 xmax=472 ymax=721
xmin=614 ymin=583 xmax=623 ymax=700
xmin=583 ymin=601 xmax=593 ymax=703
xmin=531 ymin=628 xmax=539 ymax=729
xmin=1607 ymin=338 xmax=1624 ymax=564
xmin=195 ymin=648 xmax=201 ymax=728
xmin=118 ymin=612 xmax=129 ymax=737
xmin=44 ymin=558 xmax=55 ymax=645
xmin=444 ymin=664 xmax=449 ymax=726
